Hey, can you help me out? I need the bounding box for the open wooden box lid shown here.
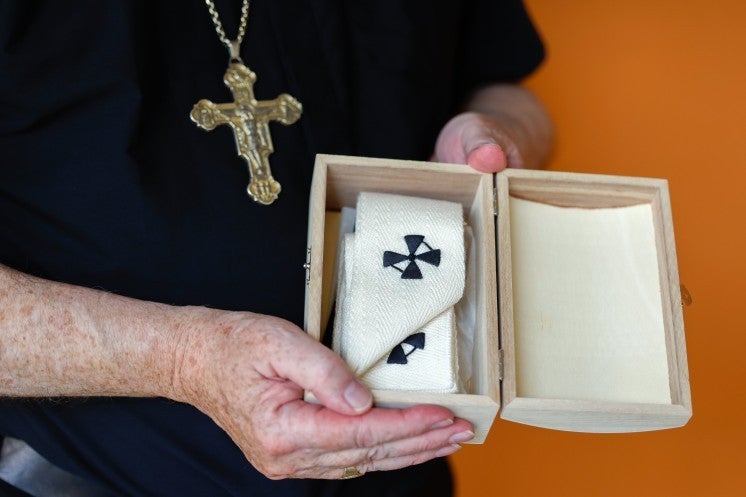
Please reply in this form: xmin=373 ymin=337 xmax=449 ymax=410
xmin=496 ymin=169 xmax=691 ymax=432
xmin=304 ymin=154 xmax=691 ymax=437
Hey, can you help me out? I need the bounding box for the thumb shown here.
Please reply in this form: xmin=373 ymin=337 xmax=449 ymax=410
xmin=273 ymin=330 xmax=373 ymax=416
xmin=434 ymin=111 xmax=518 ymax=173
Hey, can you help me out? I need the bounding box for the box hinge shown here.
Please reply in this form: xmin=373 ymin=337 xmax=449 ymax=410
xmin=493 ymin=186 xmax=499 ymax=217
xmin=497 ymin=348 xmax=504 ymax=381
xmin=303 ymin=247 xmax=312 ymax=286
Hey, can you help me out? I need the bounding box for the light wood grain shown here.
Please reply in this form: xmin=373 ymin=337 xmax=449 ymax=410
xmin=304 ymin=158 xmax=327 ymax=342
xmin=500 ymin=397 xmax=691 ymax=433
xmin=320 ymin=211 xmax=341 ymax=336
xmin=504 ymin=169 xmax=662 ymax=208
xmin=654 ymin=182 xmax=692 ymax=410
xmin=496 ymin=172 xmax=518 ymax=414
xmin=322 ymin=155 xmax=484 ymax=209
xmin=467 ymin=175 xmax=501 ymax=405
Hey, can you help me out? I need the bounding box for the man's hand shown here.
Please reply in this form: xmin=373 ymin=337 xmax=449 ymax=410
xmin=173 ymin=313 xmax=474 ymax=480
xmin=435 ymin=111 xmax=520 ymax=172
xmin=434 ymin=84 xmax=553 ymax=172
xmin=0 ymin=266 xmax=472 ymax=480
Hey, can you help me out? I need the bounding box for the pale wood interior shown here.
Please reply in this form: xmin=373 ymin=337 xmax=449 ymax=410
xmin=509 ymin=196 xmax=671 ymax=404
xmin=320 ymin=211 xmax=341 ymax=334
xmin=324 ymin=160 xmax=484 ymax=209
xmin=507 ymin=176 xmax=660 ymax=208
xmin=497 ymin=169 xmax=691 ymax=432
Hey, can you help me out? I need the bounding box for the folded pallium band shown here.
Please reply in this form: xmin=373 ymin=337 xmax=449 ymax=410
xmin=333 ymin=192 xmax=465 ymax=393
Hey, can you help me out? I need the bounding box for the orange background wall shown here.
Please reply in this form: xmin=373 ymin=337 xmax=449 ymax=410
xmin=451 ymin=1 xmax=746 ymax=495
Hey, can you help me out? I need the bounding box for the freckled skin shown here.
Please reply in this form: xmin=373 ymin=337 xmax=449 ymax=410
xmin=0 ymin=264 xmax=472 ymax=479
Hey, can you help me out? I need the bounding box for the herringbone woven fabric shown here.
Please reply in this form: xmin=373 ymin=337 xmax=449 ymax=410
xmin=361 ymin=308 xmax=459 ymax=393
xmin=333 ymin=192 xmax=464 ymax=392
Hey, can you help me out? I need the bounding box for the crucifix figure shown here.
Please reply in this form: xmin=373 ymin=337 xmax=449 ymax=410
xmin=190 ymin=62 xmax=303 ymax=205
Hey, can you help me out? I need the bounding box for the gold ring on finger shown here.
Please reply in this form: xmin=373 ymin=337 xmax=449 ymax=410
xmin=340 ymin=466 xmax=362 ymax=479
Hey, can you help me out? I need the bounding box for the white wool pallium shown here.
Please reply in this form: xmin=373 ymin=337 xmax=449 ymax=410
xmin=333 ymin=192 xmax=465 ymax=393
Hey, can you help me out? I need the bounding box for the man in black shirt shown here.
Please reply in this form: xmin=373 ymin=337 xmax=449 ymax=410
xmin=0 ymin=1 xmax=552 ymax=495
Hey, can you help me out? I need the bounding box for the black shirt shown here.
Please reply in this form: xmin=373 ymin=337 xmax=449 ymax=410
xmin=0 ymin=1 xmax=543 ymax=495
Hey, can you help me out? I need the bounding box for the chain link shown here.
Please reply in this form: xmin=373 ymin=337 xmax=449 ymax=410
xmin=204 ymin=0 xmax=250 ymax=50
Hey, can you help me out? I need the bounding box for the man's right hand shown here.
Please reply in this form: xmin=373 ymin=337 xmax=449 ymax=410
xmin=172 ymin=312 xmax=474 ymax=480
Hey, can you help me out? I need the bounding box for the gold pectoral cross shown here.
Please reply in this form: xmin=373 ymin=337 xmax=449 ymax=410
xmin=190 ymin=63 xmax=303 ymax=205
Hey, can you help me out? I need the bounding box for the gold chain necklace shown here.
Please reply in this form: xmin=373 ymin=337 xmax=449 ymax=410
xmin=191 ymin=0 xmax=303 ymax=205
xmin=204 ymin=0 xmax=249 ymax=61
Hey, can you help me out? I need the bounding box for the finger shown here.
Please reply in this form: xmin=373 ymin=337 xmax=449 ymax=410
xmin=266 ymin=324 xmax=373 ymax=416
xmin=308 ymin=440 xmax=465 ymax=480
xmin=319 ymin=418 xmax=473 ymax=468
xmin=434 ymin=113 xmax=470 ymax=164
xmin=466 ymin=143 xmax=508 ymax=173
xmin=279 ymin=400 xmax=459 ymax=450
xmin=434 ymin=111 xmax=521 ymax=172
xmin=458 ymin=116 xmax=509 ymax=172
xmin=252 ymin=420 xmax=468 ymax=480
xmin=266 ymin=436 xmax=464 ymax=481
xmin=362 ymin=442 xmax=462 ymax=474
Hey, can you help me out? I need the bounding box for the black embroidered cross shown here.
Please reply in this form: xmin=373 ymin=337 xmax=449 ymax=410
xmin=383 ymin=235 xmax=441 ymax=280
xmin=387 ymin=333 xmax=426 ymax=365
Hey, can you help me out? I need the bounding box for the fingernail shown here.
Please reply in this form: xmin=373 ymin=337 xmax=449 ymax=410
xmin=430 ymin=418 xmax=454 ymax=430
xmin=435 ymin=444 xmax=462 ymax=458
xmin=344 ymin=380 xmax=372 ymax=413
xmin=449 ymin=431 xmax=475 ymax=444
xmin=466 ymin=144 xmax=507 ymax=173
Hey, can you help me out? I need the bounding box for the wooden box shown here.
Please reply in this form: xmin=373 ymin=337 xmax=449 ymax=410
xmin=304 ymin=154 xmax=691 ymax=443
